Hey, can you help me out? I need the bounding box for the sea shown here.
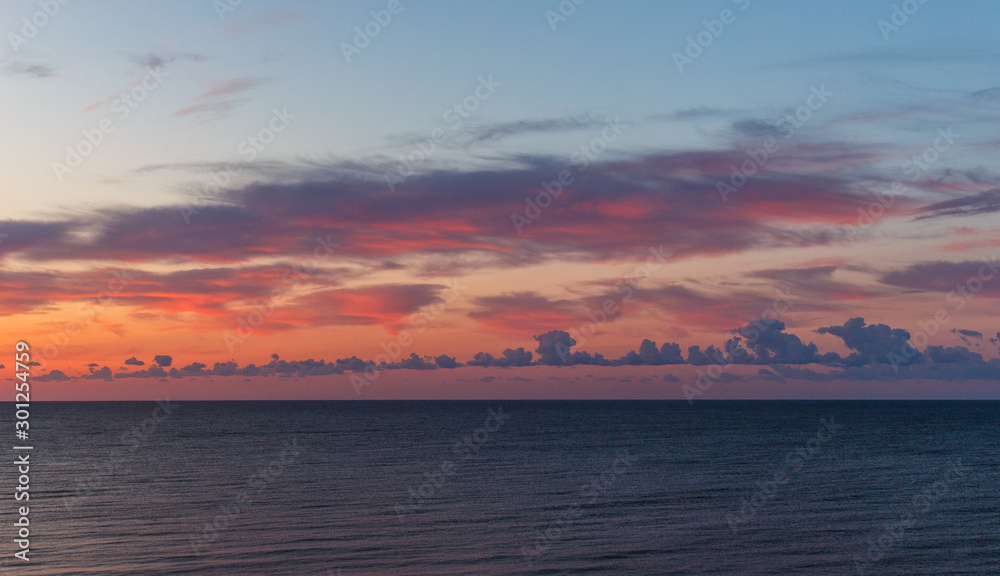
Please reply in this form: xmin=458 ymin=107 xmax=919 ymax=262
xmin=2 ymin=400 xmax=997 ymax=575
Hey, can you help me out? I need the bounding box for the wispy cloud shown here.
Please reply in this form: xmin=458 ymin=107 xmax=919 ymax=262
xmin=914 ymin=189 xmax=1000 ymax=220
xmin=3 ymin=61 xmax=55 ymax=79
xmin=130 ymin=51 xmax=208 ymax=70
xmin=174 ymin=77 xmax=269 ymax=121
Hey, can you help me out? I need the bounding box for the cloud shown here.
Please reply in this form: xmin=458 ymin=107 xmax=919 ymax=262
xmin=499 ymin=347 xmax=533 ymax=367
xmin=914 ymin=189 xmax=1000 ymax=220
xmin=0 ymin=264 xmax=347 ymax=324
xmin=462 ymin=115 xmax=609 ymax=144
xmin=817 ymin=317 xmax=920 ymax=366
xmin=924 ymin=345 xmax=983 ymax=364
xmin=181 ymin=361 xmax=207 ymax=373
xmin=35 ymin=369 xmax=70 ymax=382
xmin=5 ymin=145 xmax=901 ymax=275
xmin=286 ymin=283 xmax=445 ymax=332
xmin=174 ymin=77 xmax=268 ymax=120
xmin=131 ymin=51 xmax=207 ymax=70
xmin=748 ymin=265 xmax=880 ymax=301
xmin=729 ymin=320 xmax=829 ymax=365
xmin=686 ymin=345 xmax=724 ymax=366
xmin=469 ymin=292 xmax=582 ymax=334
xmin=0 ymin=144 xmax=978 ymax=341
xmin=534 ymin=330 xmax=576 ymax=365
xmin=464 ymin=348 xmax=533 ymax=367
xmin=434 ymin=355 xmax=460 ymax=369
xmin=951 ymin=328 xmax=984 ymax=346
xmin=650 ymin=107 xmax=737 ymax=121
xmin=395 ymin=353 xmax=437 ymax=370
xmin=880 ymin=260 xmax=1000 ymax=297
xmin=45 ymin=314 xmax=999 ymax=381
xmin=124 ymin=357 xmax=145 ymax=366
xmin=617 ymin=339 xmax=685 ymax=365
xmin=82 ymin=366 xmax=113 ymax=380
xmin=113 ymin=365 xmax=167 ymax=379
xmin=466 ymin=352 xmax=497 ymax=367
xmin=970 ymin=87 xmax=1000 ymax=103
xmin=755 ymin=368 xmax=785 ymax=383
xmin=153 ymin=355 xmax=173 ymax=367
xmin=3 ymin=61 xmax=55 ymax=78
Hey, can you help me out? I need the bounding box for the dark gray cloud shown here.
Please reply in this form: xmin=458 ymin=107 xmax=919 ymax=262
xmin=534 ymin=330 xmax=576 ymax=365
xmin=952 ymin=329 xmax=983 ymax=339
xmin=650 ymin=107 xmax=738 ymax=121
xmin=395 ymin=353 xmax=437 ymax=370
xmin=817 ymin=317 xmax=920 ymax=366
xmin=915 ymin=189 xmax=1000 ymax=220
xmin=82 ymin=366 xmax=113 ymax=380
xmin=3 ymin=62 xmax=55 ymax=78
xmin=880 ymin=260 xmax=1000 ymax=297
xmin=729 ymin=320 xmax=829 ymax=365
xmin=463 ymin=115 xmax=608 ymax=144
xmin=35 ymin=369 xmax=70 ymax=382
xmin=617 ymin=339 xmax=685 ymax=365
xmin=6 ymin=146 xmax=889 ymax=271
xmin=434 ymin=355 xmax=460 ymax=369
xmin=131 ymin=51 xmax=207 ymax=70
xmin=924 ymin=345 xmax=983 ymax=364
xmin=464 ymin=348 xmax=533 ymax=368
xmin=970 ymin=87 xmax=1000 ymax=103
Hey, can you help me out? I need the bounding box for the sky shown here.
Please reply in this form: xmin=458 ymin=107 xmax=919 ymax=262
xmin=2 ymin=0 xmax=999 ymax=399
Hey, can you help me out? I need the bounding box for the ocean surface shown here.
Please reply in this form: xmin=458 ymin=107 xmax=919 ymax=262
xmin=2 ymin=400 xmax=997 ymax=575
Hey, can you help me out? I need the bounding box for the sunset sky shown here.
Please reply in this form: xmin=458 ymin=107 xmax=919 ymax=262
xmin=2 ymin=0 xmax=999 ymax=399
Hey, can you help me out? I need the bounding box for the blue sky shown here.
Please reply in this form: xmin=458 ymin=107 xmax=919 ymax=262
xmin=5 ymin=0 xmax=998 ymax=215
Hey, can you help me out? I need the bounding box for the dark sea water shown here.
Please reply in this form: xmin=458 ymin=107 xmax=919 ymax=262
xmin=2 ymin=400 xmax=997 ymax=575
